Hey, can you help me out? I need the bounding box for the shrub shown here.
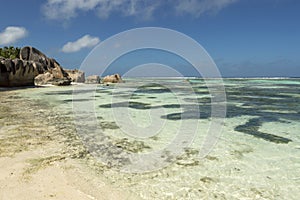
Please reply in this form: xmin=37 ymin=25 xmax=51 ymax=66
xmin=0 ymin=46 xmax=21 ymax=59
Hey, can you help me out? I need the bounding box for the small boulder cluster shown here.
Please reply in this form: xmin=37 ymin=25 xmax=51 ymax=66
xmin=85 ymin=74 xmax=123 ymax=84
xmin=0 ymin=46 xmax=123 ymax=87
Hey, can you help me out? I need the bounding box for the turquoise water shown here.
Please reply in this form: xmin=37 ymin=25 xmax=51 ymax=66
xmin=13 ymin=78 xmax=300 ymax=199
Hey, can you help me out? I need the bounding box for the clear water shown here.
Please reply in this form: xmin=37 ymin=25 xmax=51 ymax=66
xmin=3 ymin=78 xmax=300 ymax=199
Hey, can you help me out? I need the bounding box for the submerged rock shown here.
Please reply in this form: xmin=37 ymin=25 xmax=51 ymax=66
xmin=114 ymin=138 xmax=151 ymax=153
xmin=99 ymin=101 xmax=151 ymax=110
xmin=234 ymin=117 xmax=292 ymax=144
xmin=175 ymin=148 xmax=200 ymax=167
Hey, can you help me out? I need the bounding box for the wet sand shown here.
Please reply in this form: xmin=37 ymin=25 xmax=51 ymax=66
xmin=0 ymin=89 xmax=138 ymax=200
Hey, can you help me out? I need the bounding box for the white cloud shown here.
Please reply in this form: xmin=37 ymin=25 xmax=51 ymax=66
xmin=42 ymin=0 xmax=238 ymax=21
xmin=62 ymin=34 xmax=100 ymax=53
xmin=175 ymin=0 xmax=238 ymax=17
xmin=42 ymin=0 xmax=101 ymax=20
xmin=0 ymin=26 xmax=28 ymax=45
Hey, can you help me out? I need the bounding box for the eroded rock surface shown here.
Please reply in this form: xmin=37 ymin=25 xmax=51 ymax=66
xmin=85 ymin=75 xmax=100 ymax=84
xmin=65 ymin=69 xmax=85 ymax=83
xmin=0 ymin=46 xmax=71 ymax=87
xmin=102 ymin=74 xmax=123 ymax=83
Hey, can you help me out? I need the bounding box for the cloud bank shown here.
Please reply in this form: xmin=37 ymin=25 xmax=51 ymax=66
xmin=62 ymin=35 xmax=100 ymax=53
xmin=42 ymin=0 xmax=238 ymax=21
xmin=0 ymin=26 xmax=28 ymax=45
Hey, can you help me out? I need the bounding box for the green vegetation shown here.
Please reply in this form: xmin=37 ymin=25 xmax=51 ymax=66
xmin=0 ymin=46 xmax=20 ymax=59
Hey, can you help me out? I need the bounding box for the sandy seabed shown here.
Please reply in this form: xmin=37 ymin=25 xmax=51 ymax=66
xmin=1 ymin=78 xmax=300 ymax=200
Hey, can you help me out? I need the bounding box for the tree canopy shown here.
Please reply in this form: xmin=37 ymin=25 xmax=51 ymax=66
xmin=0 ymin=46 xmax=21 ymax=59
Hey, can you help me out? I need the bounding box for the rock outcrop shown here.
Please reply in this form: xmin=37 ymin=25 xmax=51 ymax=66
xmin=34 ymin=72 xmax=71 ymax=86
xmin=20 ymin=46 xmax=71 ymax=86
xmin=65 ymin=69 xmax=85 ymax=83
xmin=0 ymin=46 xmax=72 ymax=87
xmin=101 ymin=74 xmax=123 ymax=83
xmin=0 ymin=58 xmax=38 ymax=87
xmin=34 ymin=72 xmax=54 ymax=85
xmin=85 ymin=75 xmax=100 ymax=84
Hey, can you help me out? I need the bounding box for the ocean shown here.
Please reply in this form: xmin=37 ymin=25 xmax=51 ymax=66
xmin=1 ymin=78 xmax=299 ymax=199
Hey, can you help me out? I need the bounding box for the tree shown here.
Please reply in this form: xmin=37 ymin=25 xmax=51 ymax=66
xmin=0 ymin=46 xmax=20 ymax=59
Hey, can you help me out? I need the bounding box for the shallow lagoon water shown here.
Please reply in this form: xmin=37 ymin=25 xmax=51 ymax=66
xmin=2 ymin=78 xmax=300 ymax=199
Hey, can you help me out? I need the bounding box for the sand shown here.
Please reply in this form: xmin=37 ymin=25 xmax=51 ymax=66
xmin=0 ymin=149 xmax=135 ymax=200
xmin=0 ymin=90 xmax=138 ymax=200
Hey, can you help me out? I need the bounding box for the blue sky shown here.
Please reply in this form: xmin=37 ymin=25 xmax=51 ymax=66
xmin=0 ymin=0 xmax=299 ymax=77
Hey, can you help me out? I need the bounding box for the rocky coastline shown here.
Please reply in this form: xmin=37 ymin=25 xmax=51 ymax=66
xmin=0 ymin=46 xmax=123 ymax=87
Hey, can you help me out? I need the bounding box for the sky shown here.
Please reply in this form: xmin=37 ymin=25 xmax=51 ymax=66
xmin=0 ymin=0 xmax=299 ymax=77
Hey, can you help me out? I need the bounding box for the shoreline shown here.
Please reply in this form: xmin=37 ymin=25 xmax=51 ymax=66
xmin=1 ymin=76 xmax=300 ymax=92
xmin=0 ymin=90 xmax=138 ymax=199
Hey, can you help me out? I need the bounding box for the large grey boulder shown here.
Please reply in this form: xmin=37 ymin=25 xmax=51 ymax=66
xmin=20 ymin=46 xmax=70 ymax=79
xmin=34 ymin=72 xmax=71 ymax=86
xmin=85 ymin=75 xmax=100 ymax=84
xmin=0 ymin=58 xmax=37 ymax=87
xmin=65 ymin=69 xmax=85 ymax=83
xmin=101 ymin=74 xmax=123 ymax=83
xmin=34 ymin=72 xmax=54 ymax=85
xmin=0 ymin=46 xmax=72 ymax=87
